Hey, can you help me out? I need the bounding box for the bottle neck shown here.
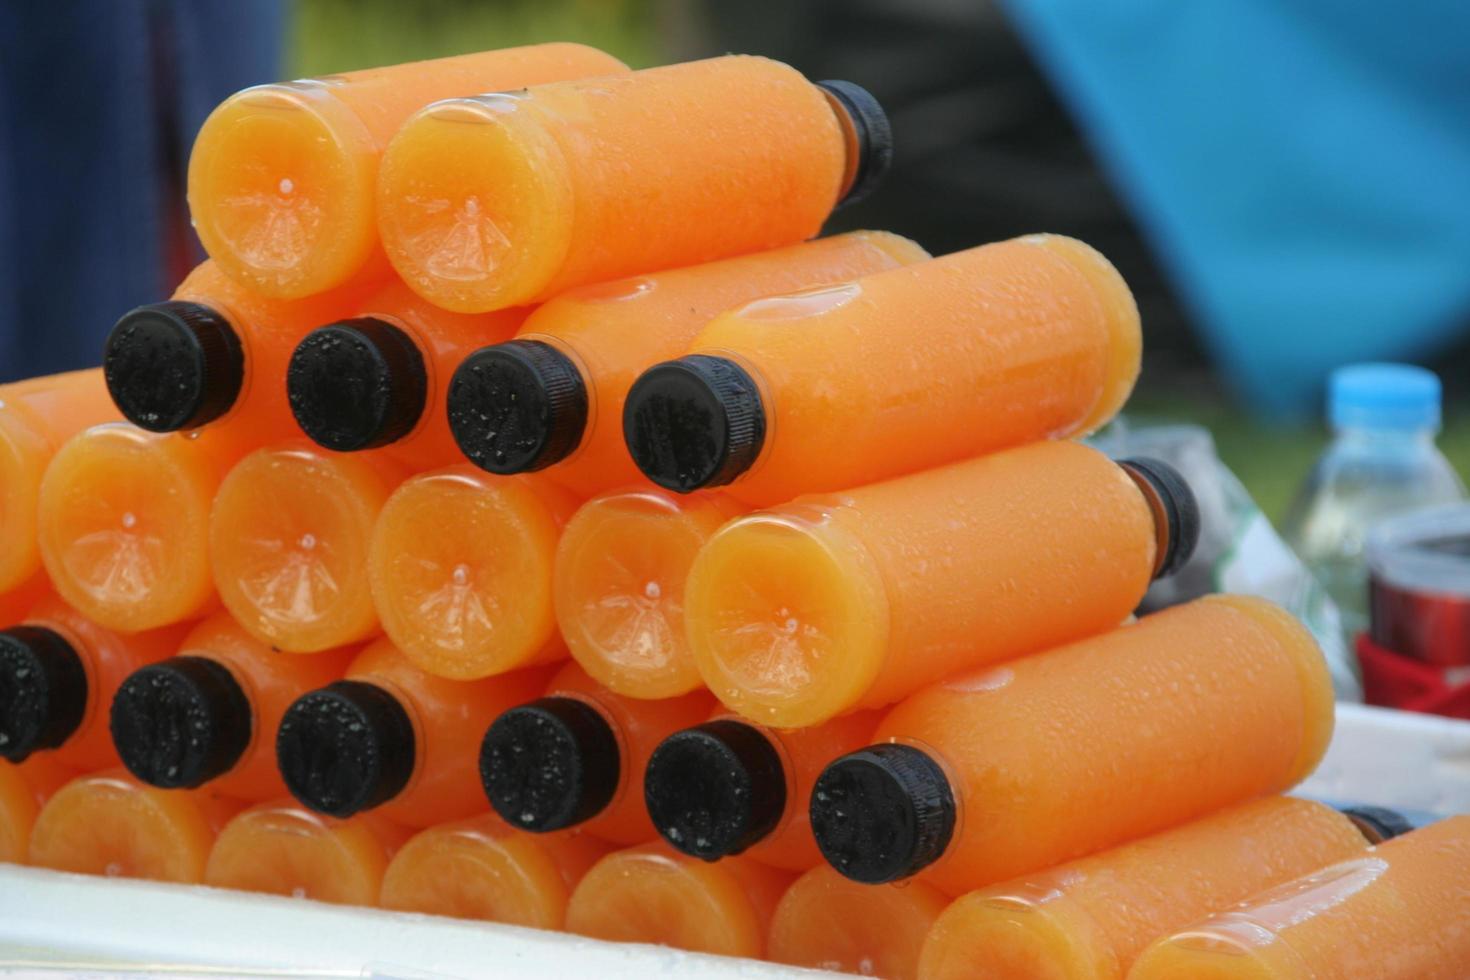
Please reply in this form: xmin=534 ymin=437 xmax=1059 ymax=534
xmin=1331 ymin=425 xmax=1437 ymax=450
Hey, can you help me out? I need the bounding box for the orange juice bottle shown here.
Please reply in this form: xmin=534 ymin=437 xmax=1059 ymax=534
xmin=368 ymin=466 xmax=579 ymax=680
xmin=379 ymin=813 xmax=611 ymax=928
xmin=378 ymin=56 xmax=891 ymax=314
xmin=0 ymin=595 xmax=188 ymax=768
xmin=686 ymin=443 xmax=1197 ymax=728
xmin=210 ymin=442 xmax=408 ymax=652
xmin=770 ymin=864 xmax=951 ymax=980
xmin=190 ymin=44 xmax=627 ymax=300
xmin=447 ymin=232 xmax=926 ymax=490
xmin=0 ymin=369 xmax=118 ymax=595
xmin=0 ymin=756 xmax=74 ymax=863
xmin=918 ymin=797 xmax=1381 ymax=980
xmin=276 ymin=638 xmax=552 ymax=827
xmin=564 ymin=841 xmax=795 ymax=958
xmin=810 ymin=596 xmax=1335 ymax=894
xmin=0 ymin=577 xmax=49 ymax=629
xmin=625 ymin=234 xmax=1141 ymax=504
xmin=205 ymin=799 xmax=409 ymax=905
xmin=28 ymin=770 xmax=241 ymax=883
xmin=1128 ymin=815 xmax=1470 ymax=980
xmin=480 ymin=662 xmax=711 ymax=844
xmin=109 ymin=612 xmax=355 ymax=801
xmin=645 ymin=709 xmax=880 ymax=871
xmin=287 ymin=280 xmax=527 ymax=466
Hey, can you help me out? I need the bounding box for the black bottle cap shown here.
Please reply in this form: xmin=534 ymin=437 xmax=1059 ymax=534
xmin=0 ymin=626 xmax=87 ymax=763
xmin=109 ymin=656 xmax=253 ymax=790
xmin=1117 ymin=456 xmax=1201 ymax=580
xmin=810 ymin=743 xmax=956 ymax=884
xmin=287 ymin=318 xmax=428 ymax=451
xmin=1341 ymin=805 xmax=1416 ymax=844
xmin=645 ymin=720 xmax=788 ymax=861
xmin=479 ymin=696 xmax=620 ymax=833
xmin=447 ymin=340 xmax=589 ymax=474
xmin=104 ymin=301 xmax=245 ymax=431
xmin=623 ymin=355 xmax=766 ymax=493
xmin=816 ymin=80 xmax=893 ymax=208
xmin=276 ymin=680 xmax=415 ymax=818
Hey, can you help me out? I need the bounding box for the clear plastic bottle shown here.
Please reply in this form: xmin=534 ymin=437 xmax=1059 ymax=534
xmin=1282 ymin=364 xmax=1465 ymax=647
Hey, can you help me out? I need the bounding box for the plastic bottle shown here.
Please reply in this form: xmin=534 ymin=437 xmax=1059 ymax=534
xmin=276 ymin=638 xmax=552 ymax=827
xmin=645 ymin=709 xmax=880 ymax=871
xmin=379 ymin=813 xmax=611 ymax=928
xmin=210 ymin=442 xmax=408 ymax=652
xmin=810 ymin=596 xmax=1335 ymax=894
xmin=109 ymin=613 xmax=356 ymax=801
xmin=378 ymin=56 xmax=891 ymax=313
xmin=205 ymin=800 xmax=409 ymax=905
xmin=368 ymin=467 xmax=579 ymax=680
xmin=769 ymin=864 xmax=950 ymax=980
xmin=624 ymin=234 xmax=1140 ymax=505
xmin=0 ymin=595 xmax=189 ymax=769
xmin=189 ymin=43 xmax=627 ymax=299
xmin=447 ymin=232 xmax=926 ymax=491
xmin=564 ymin=841 xmax=794 ymax=958
xmin=1128 ymin=814 xmax=1470 ymax=980
xmin=917 ymin=797 xmax=1382 ymax=980
xmin=0 ymin=756 xmax=74 ymax=863
xmin=1282 ymin=364 xmax=1465 ymax=648
xmin=480 ymin=662 xmax=712 ymax=845
xmin=685 ymin=443 xmax=1197 ymax=728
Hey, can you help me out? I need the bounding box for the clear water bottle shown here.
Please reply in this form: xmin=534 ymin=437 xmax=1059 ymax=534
xmin=1283 ymin=364 xmax=1466 ymax=647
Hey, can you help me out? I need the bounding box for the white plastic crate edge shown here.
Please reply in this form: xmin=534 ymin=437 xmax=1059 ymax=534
xmin=1299 ymin=703 xmax=1470 ymax=815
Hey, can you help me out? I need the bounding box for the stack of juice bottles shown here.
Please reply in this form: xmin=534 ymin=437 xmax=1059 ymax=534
xmin=0 ymin=40 xmax=1465 ymax=980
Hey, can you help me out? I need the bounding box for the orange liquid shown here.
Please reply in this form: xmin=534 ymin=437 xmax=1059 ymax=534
xmin=770 ymin=864 xmax=950 ymax=980
xmin=379 ymin=56 xmax=855 ymax=313
xmin=0 ymin=576 xmax=49 ymax=628
xmin=380 ymin=812 xmax=611 ymax=928
xmin=564 ymin=841 xmax=794 ymax=958
xmin=190 ymin=44 xmax=627 ymax=298
xmin=211 ymin=442 xmax=408 ymax=652
xmin=205 ymin=799 xmax=409 ymax=905
xmin=867 ymin=596 xmax=1334 ymax=895
xmin=369 ymin=466 xmax=579 ymax=679
xmin=918 ymin=797 xmax=1370 ymax=980
xmin=685 ymin=441 xmax=1159 ymax=728
xmin=0 ymin=370 xmax=118 ymax=593
xmin=28 ymin=770 xmax=241 ymax=883
xmin=0 ymin=756 xmax=73 ymax=863
xmin=1128 ymin=815 xmax=1470 ymax=980
xmin=676 ymin=234 xmax=1140 ymax=505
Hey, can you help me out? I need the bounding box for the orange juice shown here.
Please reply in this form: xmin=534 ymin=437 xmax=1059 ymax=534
xmin=1128 ymin=815 xmax=1470 ymax=980
xmin=0 ymin=756 xmax=73 ymax=863
xmin=379 ymin=57 xmax=890 ymax=313
xmin=0 ymin=576 xmax=48 ymax=629
xmin=369 ymin=466 xmax=579 ymax=680
xmin=211 ymin=443 xmax=407 ymax=652
xmin=480 ymin=662 xmax=711 ymax=844
xmin=205 ymin=800 xmax=409 ymax=905
xmin=277 ymin=638 xmax=551 ymax=827
xmin=810 ymin=596 xmax=1335 ymax=894
xmin=918 ymin=797 xmax=1374 ymax=980
xmin=685 ymin=443 xmax=1196 ymax=728
xmin=625 ymin=235 xmax=1140 ymax=504
xmin=190 ymin=44 xmax=627 ymax=298
xmin=110 ymin=613 xmax=355 ymax=800
xmin=564 ymin=841 xmax=794 ymax=958
xmin=379 ymin=813 xmax=611 ymax=928
xmin=447 ymin=232 xmax=926 ymax=488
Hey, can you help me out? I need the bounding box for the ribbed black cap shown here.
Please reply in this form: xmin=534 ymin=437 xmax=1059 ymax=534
xmin=1341 ymin=805 xmax=1416 ymax=844
xmin=479 ymin=696 xmax=620 ymax=833
xmin=623 ymin=355 xmax=766 ymax=493
xmin=276 ymin=680 xmax=415 ymax=818
xmin=109 ymin=656 xmax=253 ymax=790
xmin=811 ymin=743 xmax=956 ymax=884
xmin=447 ymin=341 xmax=589 ymax=474
xmin=645 ymin=720 xmax=787 ymax=861
xmin=1117 ymin=456 xmax=1201 ymax=580
xmin=0 ymin=626 xmax=87 ymax=763
xmin=104 ymin=301 xmax=245 ymax=431
xmin=816 ymin=80 xmax=893 ymax=208
xmin=287 ymin=318 xmax=428 ymax=451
